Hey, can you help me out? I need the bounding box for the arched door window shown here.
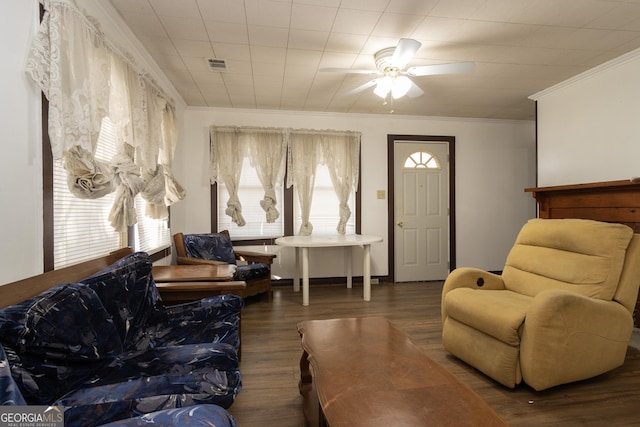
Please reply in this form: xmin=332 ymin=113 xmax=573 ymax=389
xmin=403 ymin=151 xmax=441 ymax=169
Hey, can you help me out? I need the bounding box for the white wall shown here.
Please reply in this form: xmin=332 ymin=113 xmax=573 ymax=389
xmin=533 ymin=49 xmax=640 ymax=187
xmin=172 ymin=108 xmax=536 ymax=278
xmin=0 ymin=0 xmax=43 ymax=283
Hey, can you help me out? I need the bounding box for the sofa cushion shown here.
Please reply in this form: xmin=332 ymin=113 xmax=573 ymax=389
xmin=234 ymin=263 xmax=270 ymax=281
xmin=79 ymin=252 xmax=165 ymax=350
xmin=57 ymin=343 xmax=241 ymax=427
xmin=503 ymin=218 xmax=633 ymax=300
xmin=96 ymin=404 xmax=237 ymax=427
xmin=0 ymin=344 xmax=27 ymax=405
xmin=183 ymin=234 xmax=237 ymax=264
xmin=444 ymin=288 xmax=532 ymax=346
xmin=0 ymin=284 xmax=121 ymax=404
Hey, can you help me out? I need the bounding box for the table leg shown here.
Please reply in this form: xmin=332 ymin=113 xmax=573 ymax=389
xmin=363 ymin=244 xmax=371 ymax=301
xmin=346 ymin=247 xmax=352 ymax=289
xmin=293 ymin=247 xmax=300 ymax=292
xmin=302 ymin=247 xmax=309 ymax=306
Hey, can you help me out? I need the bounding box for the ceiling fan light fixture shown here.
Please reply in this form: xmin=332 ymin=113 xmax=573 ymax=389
xmin=374 ymin=76 xmax=392 ymax=98
xmin=392 ymin=76 xmax=412 ymax=99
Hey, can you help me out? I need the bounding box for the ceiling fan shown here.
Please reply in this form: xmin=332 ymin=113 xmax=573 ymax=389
xmin=321 ymin=38 xmax=475 ymax=100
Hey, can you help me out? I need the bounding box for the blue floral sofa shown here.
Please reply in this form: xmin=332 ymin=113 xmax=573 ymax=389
xmin=0 ymin=251 xmax=242 ymax=426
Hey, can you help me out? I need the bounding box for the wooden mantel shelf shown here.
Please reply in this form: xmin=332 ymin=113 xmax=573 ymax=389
xmin=525 ymin=179 xmax=640 ymax=326
xmin=525 ymin=179 xmax=640 ymax=232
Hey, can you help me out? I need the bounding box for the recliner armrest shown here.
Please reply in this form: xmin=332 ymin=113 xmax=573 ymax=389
xmin=442 ymin=268 xmax=506 ymax=321
xmin=521 ymin=289 xmax=633 ymax=390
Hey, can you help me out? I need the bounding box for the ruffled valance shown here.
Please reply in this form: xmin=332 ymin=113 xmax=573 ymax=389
xmin=26 ymin=0 xmax=185 ymax=231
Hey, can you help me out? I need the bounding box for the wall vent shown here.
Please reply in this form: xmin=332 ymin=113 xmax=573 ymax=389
xmin=207 ymin=58 xmax=228 ymax=72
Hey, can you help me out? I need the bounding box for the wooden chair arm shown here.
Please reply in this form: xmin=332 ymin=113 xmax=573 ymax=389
xmin=176 ymin=256 xmax=227 ymax=266
xmin=234 ymin=250 xmax=276 ymax=265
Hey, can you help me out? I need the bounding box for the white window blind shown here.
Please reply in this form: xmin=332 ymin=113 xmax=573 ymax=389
xmin=134 ymin=193 xmax=171 ymax=252
xmin=54 ymin=117 xmax=171 ymax=268
xmin=294 ymin=164 xmax=356 ymax=236
xmin=218 ymin=157 xmax=284 ymax=238
xmin=53 ymin=118 xmax=124 ymax=268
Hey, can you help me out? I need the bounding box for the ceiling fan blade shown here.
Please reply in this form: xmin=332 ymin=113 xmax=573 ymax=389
xmin=342 ymin=79 xmax=378 ymax=97
xmin=391 ymin=38 xmax=422 ymax=69
xmin=406 ymin=80 xmax=424 ymax=98
xmin=320 ymin=67 xmax=379 ymax=75
xmin=407 ymin=61 xmax=475 ymax=76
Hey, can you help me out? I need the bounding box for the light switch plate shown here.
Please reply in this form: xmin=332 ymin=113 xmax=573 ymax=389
xmin=376 ymin=190 xmax=385 ymax=199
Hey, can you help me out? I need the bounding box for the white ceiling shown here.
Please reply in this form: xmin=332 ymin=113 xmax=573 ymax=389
xmin=108 ymin=0 xmax=640 ymax=120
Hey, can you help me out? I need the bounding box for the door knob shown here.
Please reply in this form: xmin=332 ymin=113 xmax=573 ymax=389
xmin=397 ymin=221 xmax=404 ymax=227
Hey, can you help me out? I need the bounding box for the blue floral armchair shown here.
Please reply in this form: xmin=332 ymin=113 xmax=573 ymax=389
xmin=174 ymin=231 xmax=275 ymax=299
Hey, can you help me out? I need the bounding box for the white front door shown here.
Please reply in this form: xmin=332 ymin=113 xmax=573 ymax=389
xmin=394 ymin=141 xmax=450 ymax=282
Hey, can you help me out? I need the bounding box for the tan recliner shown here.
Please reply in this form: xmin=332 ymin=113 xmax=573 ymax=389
xmin=441 ymin=218 xmax=640 ymax=391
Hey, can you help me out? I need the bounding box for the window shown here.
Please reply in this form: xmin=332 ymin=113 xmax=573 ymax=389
xmin=293 ymin=165 xmax=356 ymax=236
xmin=51 ymin=118 xmax=171 ymax=269
xmin=211 ymin=127 xmax=360 ymax=240
xmin=217 ymin=157 xmax=284 ymax=239
xmin=404 ymin=151 xmax=441 ymax=169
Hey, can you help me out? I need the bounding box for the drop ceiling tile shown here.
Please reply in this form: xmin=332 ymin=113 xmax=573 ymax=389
xmin=245 ymin=0 xmax=292 ymax=28
xmin=109 ymin=0 xmax=154 ymax=14
xmin=190 ymin=71 xmax=225 ymax=86
xmin=172 ymin=39 xmax=215 ymax=58
xmin=386 ymin=0 xmax=438 ymax=15
xmin=197 ymin=0 xmax=246 ymax=23
xmin=325 ymin=33 xmax=368 ymax=53
xmin=205 ymin=21 xmax=249 ymax=44
xmin=371 ymin=13 xmax=425 ymax=38
xmin=211 ymin=43 xmax=252 ymax=61
xmin=222 ymin=60 xmax=253 ymax=75
xmin=136 ymin=35 xmax=178 ymax=56
xmin=160 ymin=16 xmax=209 ymax=41
xmin=412 ymin=17 xmax=469 ymax=42
xmin=149 ymin=0 xmax=200 ymax=18
xmin=332 ymin=9 xmax=382 ymax=35
xmin=252 ymin=61 xmax=286 ymax=76
xmin=154 ymin=54 xmax=188 ymax=71
xmin=285 ymin=49 xmax=323 ymax=66
xmin=182 ymin=56 xmax=211 ymax=72
xmin=250 ymin=46 xmax=288 ymax=64
xmin=429 ymin=0 xmax=486 ymax=19
xmin=248 ymin=26 xmax=290 ymax=48
xmin=318 ymin=52 xmax=359 ymax=68
xmin=120 ymin=12 xmax=167 ymax=37
xmin=339 ymin=0 xmax=390 ymax=12
xmin=288 ymin=29 xmax=330 ymax=50
xmin=291 ymin=3 xmax=338 ymax=32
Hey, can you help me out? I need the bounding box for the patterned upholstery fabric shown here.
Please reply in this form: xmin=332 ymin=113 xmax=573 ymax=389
xmin=184 ymin=234 xmax=237 ymax=264
xmin=97 ymin=404 xmax=236 ymax=427
xmin=182 ymin=233 xmax=271 ymax=282
xmin=0 ymin=344 xmax=26 ymax=406
xmin=0 ymin=252 xmax=242 ymax=426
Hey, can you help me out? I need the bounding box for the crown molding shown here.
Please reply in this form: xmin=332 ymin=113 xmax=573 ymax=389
xmin=529 ymin=48 xmax=640 ymax=101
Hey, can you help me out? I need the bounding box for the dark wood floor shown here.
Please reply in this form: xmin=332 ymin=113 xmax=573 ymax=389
xmin=228 ymin=281 xmax=640 ymax=426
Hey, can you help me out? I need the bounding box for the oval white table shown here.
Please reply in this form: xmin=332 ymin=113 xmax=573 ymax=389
xmin=275 ymin=235 xmax=383 ymax=306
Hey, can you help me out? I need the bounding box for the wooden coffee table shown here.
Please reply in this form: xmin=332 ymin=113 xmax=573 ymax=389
xmin=297 ymin=317 xmax=507 ymax=427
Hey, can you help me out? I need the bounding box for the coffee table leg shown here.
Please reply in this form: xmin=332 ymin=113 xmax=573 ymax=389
xmin=363 ymin=244 xmax=371 ymax=301
xmin=299 ymin=349 xmax=312 ymax=393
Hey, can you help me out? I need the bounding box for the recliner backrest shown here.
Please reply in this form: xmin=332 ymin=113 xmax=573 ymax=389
xmin=502 ymin=218 xmax=633 ymax=300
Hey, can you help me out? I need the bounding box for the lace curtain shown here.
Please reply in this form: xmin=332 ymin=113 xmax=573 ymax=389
xmin=210 ymin=129 xmax=248 ymax=226
xmin=25 ymin=0 xmax=184 ymax=231
xmin=288 ymin=130 xmax=360 ymax=235
xmin=210 ymin=126 xmax=361 ymax=235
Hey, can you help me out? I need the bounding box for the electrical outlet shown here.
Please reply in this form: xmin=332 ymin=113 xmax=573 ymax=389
xmin=371 ymin=278 xmax=379 ymax=284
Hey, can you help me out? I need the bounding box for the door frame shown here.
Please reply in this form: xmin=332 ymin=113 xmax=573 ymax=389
xmin=387 ymin=134 xmax=456 ymax=282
